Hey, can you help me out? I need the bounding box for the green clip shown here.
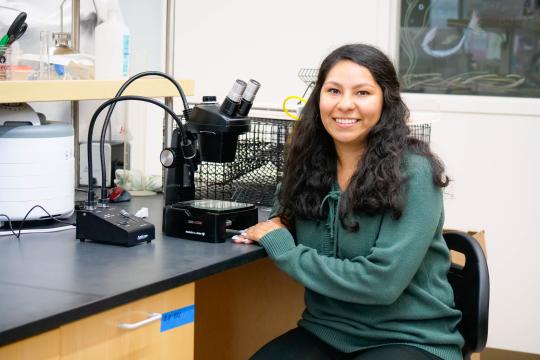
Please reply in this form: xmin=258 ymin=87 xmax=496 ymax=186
xmin=0 ymin=34 xmax=9 ymax=46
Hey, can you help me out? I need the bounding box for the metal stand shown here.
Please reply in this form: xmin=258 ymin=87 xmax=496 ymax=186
xmin=163 ymin=0 xmax=176 ymax=191
xmin=71 ymin=0 xmax=80 ymax=187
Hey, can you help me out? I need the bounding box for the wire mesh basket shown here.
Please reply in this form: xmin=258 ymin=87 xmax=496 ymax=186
xmin=194 ymin=117 xmax=431 ymax=207
xmin=194 ymin=118 xmax=291 ymax=206
xmin=410 ymin=123 xmax=431 ymax=143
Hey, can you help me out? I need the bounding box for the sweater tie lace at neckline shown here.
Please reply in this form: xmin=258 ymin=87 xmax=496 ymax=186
xmin=319 ymin=190 xmax=341 ymax=245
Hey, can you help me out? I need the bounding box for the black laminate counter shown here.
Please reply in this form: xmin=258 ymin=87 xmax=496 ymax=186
xmin=0 ymin=195 xmax=270 ymax=346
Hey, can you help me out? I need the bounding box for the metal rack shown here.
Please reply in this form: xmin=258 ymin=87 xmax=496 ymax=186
xmin=297 ymin=68 xmax=319 ymax=86
xmin=297 ymin=68 xmax=318 ymax=99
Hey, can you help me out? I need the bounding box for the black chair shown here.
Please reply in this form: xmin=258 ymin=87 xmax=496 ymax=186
xmin=443 ymin=230 xmax=490 ymax=360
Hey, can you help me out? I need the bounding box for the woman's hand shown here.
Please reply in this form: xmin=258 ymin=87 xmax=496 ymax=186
xmin=232 ymin=217 xmax=285 ymax=244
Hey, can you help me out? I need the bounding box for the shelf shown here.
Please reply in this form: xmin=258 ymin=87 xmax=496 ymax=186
xmin=0 ymin=78 xmax=195 ymax=103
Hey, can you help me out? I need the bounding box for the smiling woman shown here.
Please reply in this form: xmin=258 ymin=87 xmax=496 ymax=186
xmin=319 ymin=60 xmax=384 ymax=185
xmin=235 ymin=44 xmax=464 ymax=360
xmin=274 ymin=44 xmax=449 ymax=227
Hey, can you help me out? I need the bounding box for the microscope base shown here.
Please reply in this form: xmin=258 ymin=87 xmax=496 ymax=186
xmin=163 ymin=199 xmax=258 ymax=243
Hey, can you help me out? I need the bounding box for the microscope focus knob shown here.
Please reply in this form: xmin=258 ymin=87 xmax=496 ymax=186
xmin=160 ymin=148 xmax=178 ymax=168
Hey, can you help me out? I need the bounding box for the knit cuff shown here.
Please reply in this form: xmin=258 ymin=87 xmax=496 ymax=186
xmin=259 ymin=228 xmax=296 ymax=259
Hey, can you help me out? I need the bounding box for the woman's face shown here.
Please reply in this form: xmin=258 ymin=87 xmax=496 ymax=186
xmin=319 ymin=60 xmax=384 ymax=151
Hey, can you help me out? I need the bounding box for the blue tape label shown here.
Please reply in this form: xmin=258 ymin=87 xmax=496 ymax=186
xmin=160 ymin=304 xmax=195 ymax=332
xmin=122 ymin=34 xmax=129 ymax=76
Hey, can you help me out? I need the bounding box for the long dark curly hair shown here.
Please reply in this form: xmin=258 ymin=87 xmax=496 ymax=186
xmin=278 ymin=44 xmax=449 ymax=231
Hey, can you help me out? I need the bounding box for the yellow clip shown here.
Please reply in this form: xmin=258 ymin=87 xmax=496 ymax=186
xmin=282 ymin=95 xmax=307 ymax=120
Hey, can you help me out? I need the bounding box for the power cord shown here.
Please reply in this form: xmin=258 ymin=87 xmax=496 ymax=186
xmin=0 ymin=205 xmax=75 ymax=239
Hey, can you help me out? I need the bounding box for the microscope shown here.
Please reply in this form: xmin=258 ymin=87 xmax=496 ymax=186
xmin=76 ymin=73 xmax=260 ymax=246
xmin=162 ymin=79 xmax=261 ymax=243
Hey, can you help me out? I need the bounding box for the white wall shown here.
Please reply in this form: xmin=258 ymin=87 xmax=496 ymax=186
xmin=175 ymin=0 xmax=399 ymax=105
xmin=173 ymin=0 xmax=540 ymax=353
xmin=412 ymin=94 xmax=540 ymax=354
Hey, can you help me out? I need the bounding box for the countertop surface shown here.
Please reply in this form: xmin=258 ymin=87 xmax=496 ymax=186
xmin=0 ymin=195 xmax=270 ymax=346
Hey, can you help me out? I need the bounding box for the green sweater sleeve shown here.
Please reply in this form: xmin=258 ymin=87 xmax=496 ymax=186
xmin=259 ymin=158 xmax=443 ymax=305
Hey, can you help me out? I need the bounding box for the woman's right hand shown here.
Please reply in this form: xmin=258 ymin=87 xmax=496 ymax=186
xmin=232 ymin=217 xmax=284 ymax=244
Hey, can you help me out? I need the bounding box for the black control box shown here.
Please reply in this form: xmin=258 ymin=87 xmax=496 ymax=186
xmin=76 ymin=207 xmax=155 ymax=246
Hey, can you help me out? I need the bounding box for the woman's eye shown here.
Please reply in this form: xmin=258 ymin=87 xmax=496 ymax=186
xmin=328 ymin=88 xmax=340 ymax=94
xmin=357 ymin=90 xmax=369 ymax=96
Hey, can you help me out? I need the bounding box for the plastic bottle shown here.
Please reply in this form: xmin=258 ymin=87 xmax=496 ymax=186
xmin=94 ymin=8 xmax=130 ymax=80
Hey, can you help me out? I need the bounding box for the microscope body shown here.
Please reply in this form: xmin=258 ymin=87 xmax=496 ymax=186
xmin=187 ymin=103 xmax=250 ymax=162
xmin=163 ymin=127 xmax=197 ymax=206
xmin=75 ymin=73 xmax=261 ymax=246
xmin=162 ymin=100 xmax=258 ymax=243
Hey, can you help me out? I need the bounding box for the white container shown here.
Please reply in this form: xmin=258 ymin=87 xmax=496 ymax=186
xmin=0 ymin=124 xmax=74 ymax=221
xmin=94 ymin=13 xmax=130 ymax=80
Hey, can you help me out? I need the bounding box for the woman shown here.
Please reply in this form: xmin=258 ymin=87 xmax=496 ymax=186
xmin=233 ymin=44 xmax=464 ymax=360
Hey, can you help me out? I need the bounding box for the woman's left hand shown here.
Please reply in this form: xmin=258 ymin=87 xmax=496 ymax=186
xmin=232 ymin=217 xmax=284 ymax=244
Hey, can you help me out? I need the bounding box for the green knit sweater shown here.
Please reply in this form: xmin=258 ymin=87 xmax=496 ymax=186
xmin=259 ymin=154 xmax=464 ymax=360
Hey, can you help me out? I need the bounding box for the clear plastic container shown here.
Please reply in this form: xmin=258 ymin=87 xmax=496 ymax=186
xmin=95 ymin=14 xmax=130 ymax=80
xmin=0 ymin=46 xmax=12 ymax=80
xmin=10 ymin=65 xmax=33 ymax=80
xmin=39 ymin=31 xmax=52 ymax=80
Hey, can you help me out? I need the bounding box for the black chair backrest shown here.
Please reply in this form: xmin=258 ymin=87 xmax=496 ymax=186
xmin=443 ymin=230 xmax=490 ymax=359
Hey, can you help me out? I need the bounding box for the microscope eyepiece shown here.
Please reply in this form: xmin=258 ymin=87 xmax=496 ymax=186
xmin=220 ymin=79 xmax=247 ymax=116
xmin=227 ymin=79 xmax=247 ymax=102
xmin=237 ymin=79 xmax=261 ymax=117
xmin=242 ymin=79 xmax=261 ymax=102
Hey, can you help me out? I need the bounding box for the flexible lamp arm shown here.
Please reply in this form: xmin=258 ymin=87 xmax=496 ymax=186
xmin=98 ymin=71 xmax=191 ymax=198
xmin=87 ymin=95 xmax=193 ymax=205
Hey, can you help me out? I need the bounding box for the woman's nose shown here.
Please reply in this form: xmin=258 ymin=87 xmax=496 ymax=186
xmin=337 ymin=94 xmax=355 ymax=111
